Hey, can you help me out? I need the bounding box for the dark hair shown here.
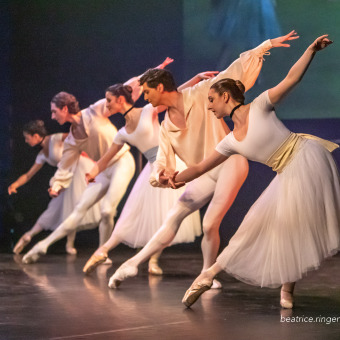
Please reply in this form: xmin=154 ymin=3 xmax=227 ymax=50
xmin=210 ymin=78 xmax=245 ymax=104
xmin=106 ymin=84 xmax=134 ymax=105
xmin=23 ymin=120 xmax=47 ymax=137
xmin=51 ymin=91 xmax=80 ymax=114
xmin=139 ymin=68 xmax=177 ymax=92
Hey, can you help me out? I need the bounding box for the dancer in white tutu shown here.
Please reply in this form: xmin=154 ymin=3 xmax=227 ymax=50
xmin=22 ymin=58 xmax=173 ymax=264
xmin=169 ymin=35 xmax=339 ymax=308
xmin=82 ymin=72 xmax=206 ymax=275
xmin=106 ymin=32 xmax=298 ymax=290
xmin=9 ymin=120 xmax=101 ymax=255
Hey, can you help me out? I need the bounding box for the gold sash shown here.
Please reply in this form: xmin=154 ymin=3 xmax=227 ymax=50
xmin=266 ymin=132 xmax=339 ymax=173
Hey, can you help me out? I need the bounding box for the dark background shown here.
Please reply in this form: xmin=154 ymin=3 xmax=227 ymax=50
xmin=1 ymin=0 xmax=339 ymax=253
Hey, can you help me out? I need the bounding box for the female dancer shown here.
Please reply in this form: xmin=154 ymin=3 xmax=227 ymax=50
xmin=170 ymin=35 xmax=339 ymax=308
xmin=9 ymin=120 xmax=101 ymax=255
xmin=82 ymin=77 xmax=208 ymax=275
xmin=22 ymin=58 xmax=173 ymax=264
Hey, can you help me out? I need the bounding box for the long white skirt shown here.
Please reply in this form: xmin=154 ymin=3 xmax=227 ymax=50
xmin=216 ymin=140 xmax=340 ymax=288
xmin=112 ymin=161 xmax=202 ymax=248
xmin=36 ymin=156 xmax=101 ymax=231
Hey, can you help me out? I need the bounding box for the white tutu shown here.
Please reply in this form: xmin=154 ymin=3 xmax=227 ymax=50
xmin=112 ymin=161 xmax=202 ymax=248
xmin=216 ymin=139 xmax=340 ymax=288
xmin=36 ymin=156 xmax=101 ymax=231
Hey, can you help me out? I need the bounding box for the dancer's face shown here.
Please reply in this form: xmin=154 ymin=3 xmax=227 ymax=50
xmin=23 ymin=132 xmax=41 ymax=147
xmin=142 ymin=83 xmax=162 ymax=107
xmin=105 ymin=92 xmax=121 ymax=116
xmin=51 ymin=103 xmax=68 ymax=125
xmin=207 ymin=89 xmax=227 ymax=119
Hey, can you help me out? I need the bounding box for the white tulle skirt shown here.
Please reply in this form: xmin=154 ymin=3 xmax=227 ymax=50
xmin=112 ymin=161 xmax=202 ymax=248
xmin=36 ymin=156 xmax=101 ymax=231
xmin=216 ymin=139 xmax=340 ymax=288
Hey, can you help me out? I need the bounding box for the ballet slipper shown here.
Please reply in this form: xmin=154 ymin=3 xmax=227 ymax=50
xmin=66 ymin=246 xmax=77 ymax=255
xmin=280 ymin=289 xmax=294 ymax=309
xmin=108 ymin=263 xmax=138 ymax=289
xmin=182 ymin=278 xmax=213 ymax=308
xmin=22 ymin=242 xmax=47 ymax=264
xmin=148 ymin=258 xmax=163 ymax=276
xmin=82 ymin=247 xmax=108 ymax=274
xmin=211 ymin=279 xmax=222 ymax=289
xmin=13 ymin=233 xmax=32 ymax=254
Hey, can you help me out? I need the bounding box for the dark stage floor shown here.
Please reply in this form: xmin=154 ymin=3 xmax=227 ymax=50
xmin=1 ymin=246 xmax=339 ymax=340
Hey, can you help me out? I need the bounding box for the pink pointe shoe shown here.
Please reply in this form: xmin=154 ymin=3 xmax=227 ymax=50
xmin=66 ymin=246 xmax=77 ymax=255
xmin=280 ymin=289 xmax=294 ymax=309
xmin=22 ymin=242 xmax=47 ymax=264
xmin=83 ymin=247 xmax=108 ymax=275
xmin=148 ymin=259 xmax=163 ymax=276
xmin=13 ymin=234 xmax=32 ymax=254
xmin=108 ymin=263 xmax=138 ymax=289
xmin=182 ymin=278 xmax=213 ymax=308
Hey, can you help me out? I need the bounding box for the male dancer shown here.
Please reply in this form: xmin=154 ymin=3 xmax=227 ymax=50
xmin=106 ymin=32 xmax=299 ymax=289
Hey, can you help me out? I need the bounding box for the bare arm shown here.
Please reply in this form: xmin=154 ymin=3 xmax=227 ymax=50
xmin=269 ymin=35 xmax=332 ymax=105
xmin=178 ymin=71 xmax=219 ymax=91
xmin=8 ymin=163 xmax=43 ymax=195
xmin=85 ymin=142 xmax=123 ymax=184
xmin=170 ymin=151 xmax=227 ymax=188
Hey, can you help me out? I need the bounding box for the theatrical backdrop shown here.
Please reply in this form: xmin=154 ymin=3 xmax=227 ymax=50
xmin=1 ymin=0 xmax=339 ymax=251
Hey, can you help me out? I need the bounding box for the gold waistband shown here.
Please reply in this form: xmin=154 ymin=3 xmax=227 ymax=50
xmin=266 ymin=133 xmax=339 ymax=173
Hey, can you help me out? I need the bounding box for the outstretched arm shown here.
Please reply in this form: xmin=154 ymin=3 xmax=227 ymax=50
xmin=85 ymin=142 xmax=123 ymax=184
xmin=8 ymin=163 xmax=43 ymax=195
xmin=178 ymin=71 xmax=219 ymax=91
xmin=169 ymin=151 xmax=228 ymax=188
xmin=268 ymin=35 xmax=332 ymax=105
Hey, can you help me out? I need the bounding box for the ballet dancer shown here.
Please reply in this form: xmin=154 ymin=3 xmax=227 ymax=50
xmin=22 ymin=58 xmax=172 ymax=264
xmin=9 ymin=120 xmax=101 ymax=255
xmin=106 ymin=31 xmax=299 ymax=289
xmin=169 ymin=35 xmax=338 ymax=308
xmin=82 ymin=74 xmax=215 ymax=275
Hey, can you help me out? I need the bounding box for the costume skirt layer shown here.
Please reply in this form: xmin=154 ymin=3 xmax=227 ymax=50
xmin=112 ymin=162 xmax=202 ymax=248
xmin=216 ymin=140 xmax=340 ymax=288
xmin=37 ymin=156 xmax=101 ymax=231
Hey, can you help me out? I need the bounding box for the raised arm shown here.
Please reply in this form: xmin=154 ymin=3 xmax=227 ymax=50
xmin=8 ymin=163 xmax=43 ymax=195
xmin=268 ymin=35 xmax=332 ymax=105
xmin=170 ymin=151 xmax=227 ymax=188
xmin=178 ymin=71 xmax=219 ymax=91
xmin=85 ymin=142 xmax=123 ymax=184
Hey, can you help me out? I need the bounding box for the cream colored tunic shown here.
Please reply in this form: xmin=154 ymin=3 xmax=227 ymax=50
xmin=150 ymin=40 xmax=272 ymax=187
xmin=50 ymin=77 xmax=141 ymax=192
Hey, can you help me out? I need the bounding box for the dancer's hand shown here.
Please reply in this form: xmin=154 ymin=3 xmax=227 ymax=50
xmin=85 ymin=173 xmax=96 ymax=184
xmin=158 ymin=169 xmax=170 ymax=186
xmin=48 ymin=187 xmax=60 ymax=198
xmin=168 ymin=172 xmax=185 ymax=189
xmin=156 ymin=57 xmax=174 ymax=69
xmin=271 ymin=30 xmax=299 ymax=48
xmin=8 ymin=183 xmax=18 ymax=195
xmin=309 ymin=35 xmax=333 ymax=52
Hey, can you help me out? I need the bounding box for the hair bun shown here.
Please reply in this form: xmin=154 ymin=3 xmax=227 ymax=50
xmin=235 ymin=80 xmax=245 ymax=94
xmin=124 ymin=85 xmax=133 ymax=94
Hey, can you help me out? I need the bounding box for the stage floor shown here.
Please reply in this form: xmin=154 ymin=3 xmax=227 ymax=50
xmin=1 ymin=246 xmax=339 ymax=340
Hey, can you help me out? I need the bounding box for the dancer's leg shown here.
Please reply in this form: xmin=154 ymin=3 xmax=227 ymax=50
xmin=22 ymin=177 xmax=110 ymax=263
xmin=98 ymin=152 xmax=135 ymax=246
xmin=108 ymin=175 xmax=215 ymax=287
xmin=201 ymin=155 xmax=248 ymax=271
xmin=13 ymin=223 xmax=44 ymax=254
xmin=65 ymin=231 xmax=77 ymax=255
xmin=148 ymin=251 xmax=163 ymax=275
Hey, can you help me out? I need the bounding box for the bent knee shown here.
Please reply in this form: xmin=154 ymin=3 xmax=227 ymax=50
xmin=202 ymin=222 xmax=220 ymax=236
